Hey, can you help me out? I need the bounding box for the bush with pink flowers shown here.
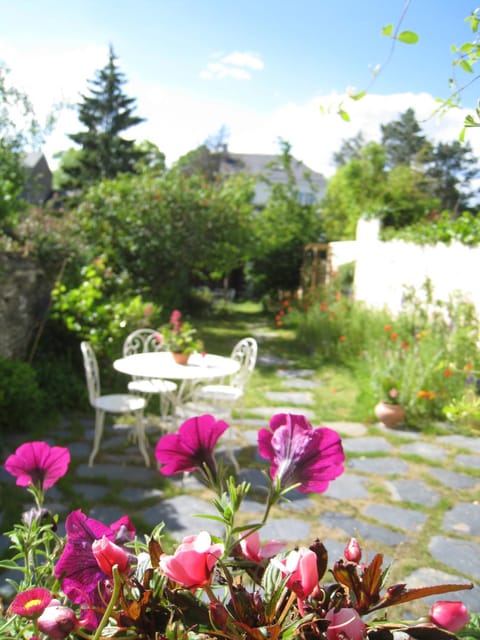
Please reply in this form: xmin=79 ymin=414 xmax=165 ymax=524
xmin=0 ymin=415 xmax=475 ymax=639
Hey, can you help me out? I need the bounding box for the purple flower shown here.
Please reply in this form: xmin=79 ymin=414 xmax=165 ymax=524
xmin=258 ymin=413 xmax=345 ymax=493
xmin=4 ymin=441 xmax=70 ymax=490
xmin=155 ymin=414 xmax=228 ymax=478
xmin=54 ymin=510 xmax=135 ymax=630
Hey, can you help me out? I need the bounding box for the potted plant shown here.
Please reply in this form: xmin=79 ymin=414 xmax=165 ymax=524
xmin=158 ymin=309 xmax=203 ymax=364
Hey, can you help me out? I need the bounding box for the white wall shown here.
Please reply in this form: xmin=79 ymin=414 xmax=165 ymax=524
xmin=331 ymin=219 xmax=480 ymax=316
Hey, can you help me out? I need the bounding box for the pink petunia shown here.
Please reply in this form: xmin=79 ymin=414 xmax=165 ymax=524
xmin=155 ymin=414 xmax=228 ymax=479
xmin=239 ymin=530 xmax=285 ymax=563
xmin=257 ymin=413 xmax=344 ymax=494
xmin=4 ymin=441 xmax=70 ymax=490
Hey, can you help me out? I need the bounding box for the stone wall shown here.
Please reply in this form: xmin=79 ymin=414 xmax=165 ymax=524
xmin=0 ymin=252 xmax=50 ymax=360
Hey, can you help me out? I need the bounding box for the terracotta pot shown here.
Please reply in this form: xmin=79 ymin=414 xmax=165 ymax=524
xmin=172 ymin=352 xmax=189 ymax=365
xmin=374 ymin=401 xmax=405 ymax=429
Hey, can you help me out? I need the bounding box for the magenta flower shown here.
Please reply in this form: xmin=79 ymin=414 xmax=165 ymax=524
xmin=430 ymin=600 xmax=470 ymax=632
xmin=9 ymin=587 xmax=52 ymax=618
xmin=37 ymin=599 xmax=79 ymax=639
xmin=257 ymin=413 xmax=344 ymax=493
xmin=54 ymin=510 xmax=135 ymax=630
xmin=4 ymin=441 xmax=70 ymax=490
xmin=155 ymin=414 xmax=228 ymax=478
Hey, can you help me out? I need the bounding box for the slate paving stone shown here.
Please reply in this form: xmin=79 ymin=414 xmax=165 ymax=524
xmin=118 ymin=486 xmax=164 ymax=503
xmin=65 ymin=442 xmax=92 ymax=459
xmin=437 ymin=434 xmax=480 ymax=453
xmin=239 ymin=498 xmax=265 ymax=514
xmin=249 ymin=406 xmax=316 ymax=420
xmin=87 ymin=504 xmax=131 ymax=524
xmin=385 ymin=479 xmax=440 ymax=506
xmin=257 ymin=354 xmax=293 ymax=367
xmin=72 ymin=483 xmax=111 ymax=501
xmin=276 ymin=369 xmax=316 ymax=378
xmin=404 ymin=567 xmax=478 ymax=611
xmin=281 ymin=378 xmax=318 ymax=389
xmin=278 ymin=491 xmax=316 ymax=513
xmin=265 ymin=391 xmax=314 ymax=405
xmin=237 ymin=468 xmax=270 ymax=493
xmin=261 ymin=517 xmax=311 ymax=542
xmin=397 ymin=441 xmax=448 ymax=461
xmin=364 ymin=504 xmax=427 ymax=532
xmin=348 ymin=457 xmax=409 ymax=475
xmin=342 ymin=437 xmax=392 ymax=453
xmin=442 ymin=502 xmax=480 ymax=536
xmin=76 ymin=463 xmax=159 ymax=483
xmin=141 ymin=495 xmax=224 ymax=538
xmin=429 ymin=535 xmax=480 ymax=582
xmin=455 ymin=454 xmax=480 ymax=469
xmin=321 ymin=511 xmax=406 ymax=547
xmin=427 ymin=467 xmax=480 ymax=490
xmin=323 ymin=473 xmax=370 ymax=500
xmin=324 ymin=421 xmax=368 ymax=436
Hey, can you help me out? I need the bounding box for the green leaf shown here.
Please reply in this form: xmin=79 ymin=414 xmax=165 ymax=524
xmin=382 ymin=24 xmax=394 ymax=37
xmin=350 ymin=90 xmax=366 ymax=101
xmin=397 ymin=30 xmax=419 ymax=44
xmin=461 ymin=59 xmax=474 ymax=73
xmin=339 ymin=108 xmax=350 ymax=122
xmin=459 ymin=126 xmax=466 ymax=142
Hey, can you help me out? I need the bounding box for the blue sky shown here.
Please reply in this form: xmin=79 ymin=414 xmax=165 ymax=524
xmin=1 ymin=0 xmax=479 ymax=176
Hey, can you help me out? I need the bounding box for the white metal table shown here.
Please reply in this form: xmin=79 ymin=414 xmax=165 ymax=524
xmin=113 ymin=351 xmax=240 ymax=425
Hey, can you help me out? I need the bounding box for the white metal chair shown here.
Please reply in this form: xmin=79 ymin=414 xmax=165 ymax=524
xmin=122 ymin=328 xmax=178 ymax=425
xmin=191 ymin=337 xmax=258 ymax=421
xmin=80 ymin=341 xmax=149 ymax=467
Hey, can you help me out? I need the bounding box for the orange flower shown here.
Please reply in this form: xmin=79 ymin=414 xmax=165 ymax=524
xmin=320 ymin=302 xmax=327 ymax=311
xmin=464 ymin=363 xmax=474 ymax=370
xmin=401 ymin=341 xmax=409 ymax=350
xmin=384 ymin=324 xmax=391 ymax=332
xmin=444 ymin=369 xmax=452 ymax=378
xmin=339 ymin=335 xmax=346 ymax=342
xmin=390 ymin=332 xmax=398 ymax=340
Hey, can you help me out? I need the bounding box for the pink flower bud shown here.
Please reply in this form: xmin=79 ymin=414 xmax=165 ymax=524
xmin=92 ymin=535 xmax=130 ymax=576
xmin=430 ymin=600 xmax=470 ymax=632
xmin=344 ymin=537 xmax=362 ymax=563
xmin=37 ymin=602 xmax=78 ymax=639
xmin=325 ymin=607 xmax=366 ymax=640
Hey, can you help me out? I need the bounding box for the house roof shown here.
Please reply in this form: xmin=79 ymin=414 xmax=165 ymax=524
xmin=220 ymin=152 xmax=326 ymax=188
xmin=23 ymin=151 xmax=46 ymax=169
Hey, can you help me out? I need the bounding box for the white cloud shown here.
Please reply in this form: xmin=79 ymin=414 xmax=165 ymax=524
xmin=199 ymin=50 xmax=264 ymax=80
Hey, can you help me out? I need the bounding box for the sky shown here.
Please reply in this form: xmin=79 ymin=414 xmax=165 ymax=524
xmin=1 ymin=0 xmax=480 ymax=177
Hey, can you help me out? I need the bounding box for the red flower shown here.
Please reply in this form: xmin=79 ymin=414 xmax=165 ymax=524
xmin=257 ymin=413 xmax=344 ymax=494
xmin=92 ymin=535 xmax=130 ymax=576
xmin=390 ymin=332 xmax=398 ymax=340
xmin=9 ymin=587 xmax=52 ymax=618
xmin=444 ymin=368 xmax=452 ymax=377
xmin=155 ymin=414 xmax=228 ymax=479
xmin=4 ymin=441 xmax=70 ymax=490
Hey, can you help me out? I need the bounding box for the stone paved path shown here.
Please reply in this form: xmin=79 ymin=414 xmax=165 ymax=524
xmin=1 ymin=350 xmax=479 ymax=614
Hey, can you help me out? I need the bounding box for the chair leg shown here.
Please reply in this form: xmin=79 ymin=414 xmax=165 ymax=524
xmin=134 ymin=409 xmax=150 ymax=467
xmin=89 ymin=409 xmax=105 ymax=466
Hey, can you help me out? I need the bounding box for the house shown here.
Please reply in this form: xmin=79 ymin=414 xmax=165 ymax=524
xmin=219 ymin=151 xmax=326 ymax=207
xmin=20 ymin=151 xmax=53 ymax=205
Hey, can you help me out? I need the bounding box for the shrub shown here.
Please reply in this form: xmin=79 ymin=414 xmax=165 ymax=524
xmin=0 ymin=357 xmax=47 ymax=438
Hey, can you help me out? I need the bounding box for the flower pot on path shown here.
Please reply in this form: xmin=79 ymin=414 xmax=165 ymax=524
xmin=374 ymin=401 xmax=405 ymax=429
xmin=172 ymin=352 xmax=189 ymax=365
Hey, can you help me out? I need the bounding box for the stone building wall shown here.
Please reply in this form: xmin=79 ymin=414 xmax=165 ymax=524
xmin=0 ymin=252 xmax=50 ymax=360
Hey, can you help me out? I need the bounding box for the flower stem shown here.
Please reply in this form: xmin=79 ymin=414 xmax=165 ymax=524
xmin=91 ymin=564 xmax=122 ymax=640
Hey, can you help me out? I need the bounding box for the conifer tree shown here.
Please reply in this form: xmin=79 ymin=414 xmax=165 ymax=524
xmin=63 ymin=46 xmax=145 ymax=189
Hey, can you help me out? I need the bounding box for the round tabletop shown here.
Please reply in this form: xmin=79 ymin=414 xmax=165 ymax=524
xmin=113 ymin=351 xmax=240 ymax=381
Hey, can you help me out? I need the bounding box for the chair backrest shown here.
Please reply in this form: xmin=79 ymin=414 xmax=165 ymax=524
xmin=81 ymin=341 xmax=101 ymax=406
xmin=123 ymin=328 xmax=165 ymax=357
xmin=230 ymin=337 xmax=258 ymax=390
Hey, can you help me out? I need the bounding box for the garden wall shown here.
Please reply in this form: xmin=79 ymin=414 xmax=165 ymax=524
xmin=0 ymin=252 xmax=50 ymax=359
xmin=330 ymin=219 xmax=480 ymax=316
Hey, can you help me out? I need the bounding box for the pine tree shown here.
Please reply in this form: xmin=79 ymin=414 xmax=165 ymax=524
xmin=64 ymin=46 xmax=145 ymax=189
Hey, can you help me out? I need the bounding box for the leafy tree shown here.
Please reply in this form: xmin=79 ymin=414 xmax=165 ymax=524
xmin=62 ymin=46 xmax=145 ymax=189
xmin=321 ymin=142 xmax=387 ymax=239
xmin=380 ymin=108 xmax=429 ymax=168
xmin=249 ymin=140 xmax=325 ymax=296
xmin=332 ymin=132 xmax=366 ymax=166
xmin=425 ymin=140 xmax=479 ymax=213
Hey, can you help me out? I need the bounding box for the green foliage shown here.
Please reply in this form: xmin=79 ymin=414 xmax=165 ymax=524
xmin=75 ymin=168 xmax=255 ymax=307
xmin=280 ymin=278 xmax=480 ymax=428
xmin=51 ymin=257 xmax=163 ymax=361
xmin=381 ymin=210 xmax=480 ymax=245
xmin=0 ymin=356 xmax=47 ymax=436
xmin=249 ymin=141 xmax=325 ymax=295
